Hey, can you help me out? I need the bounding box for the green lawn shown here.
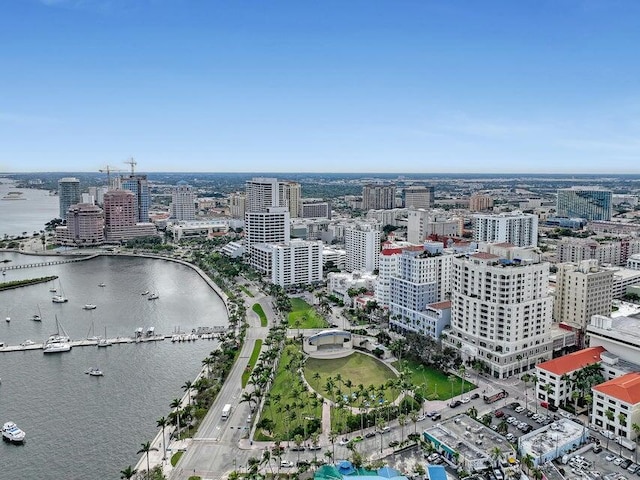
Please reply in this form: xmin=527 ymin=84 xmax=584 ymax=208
xmin=393 ymin=359 xmax=476 ymax=400
xmin=304 ymin=352 xmax=399 ymax=403
xmin=287 ymin=297 xmax=328 ymax=329
xmin=255 ymin=343 xmax=322 ymax=441
xmin=241 ymin=285 xmax=254 ymax=297
xmin=252 ymin=303 xmax=268 ymax=327
xmin=241 ymin=339 xmax=263 ymax=387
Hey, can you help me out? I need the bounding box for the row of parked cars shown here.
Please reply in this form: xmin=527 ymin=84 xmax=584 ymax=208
xmin=606 ymin=454 xmax=640 ymax=475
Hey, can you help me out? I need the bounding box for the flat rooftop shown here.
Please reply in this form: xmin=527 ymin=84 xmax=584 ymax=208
xmin=519 ymin=418 xmax=585 ymax=458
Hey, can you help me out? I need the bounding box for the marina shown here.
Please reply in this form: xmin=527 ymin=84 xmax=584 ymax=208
xmin=0 ymin=251 xmax=229 ymax=480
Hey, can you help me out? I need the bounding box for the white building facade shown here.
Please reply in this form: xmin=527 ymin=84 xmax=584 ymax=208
xmin=271 ymin=239 xmax=323 ymax=287
xmin=473 ymin=211 xmax=538 ymax=247
xmin=344 ymin=223 xmax=381 ymax=273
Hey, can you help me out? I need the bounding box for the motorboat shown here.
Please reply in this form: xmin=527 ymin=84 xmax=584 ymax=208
xmin=148 ymin=293 xmax=159 ymax=300
xmin=85 ymin=367 xmax=103 ymax=376
xmin=2 ymin=422 xmax=26 ymax=443
xmin=31 ymin=305 xmax=42 ymax=322
xmin=98 ymin=283 xmax=106 ymax=287
xmin=20 ymin=340 xmax=35 ymax=347
xmin=141 ymin=290 xmax=149 ymax=295
xmin=83 ymin=304 xmax=97 ymax=310
xmin=51 ymin=295 xmax=68 ymax=303
xmin=43 ymin=316 xmax=72 ymax=354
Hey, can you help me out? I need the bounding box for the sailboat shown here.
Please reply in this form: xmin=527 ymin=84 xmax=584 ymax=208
xmin=31 ymin=304 xmax=43 ymax=322
xmin=43 ymin=316 xmax=72 ymax=354
xmin=51 ymin=280 xmax=68 ymax=303
xmin=86 ymin=322 xmax=99 ymax=342
xmin=97 ymin=326 xmax=112 ymax=348
xmin=5 ymin=308 xmax=9 ymax=323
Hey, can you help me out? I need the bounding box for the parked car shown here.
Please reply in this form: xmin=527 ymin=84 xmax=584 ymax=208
xmin=506 ymin=433 xmax=515 ymax=441
xmin=495 ymin=410 xmax=505 ymax=418
xmin=605 ymin=454 xmax=617 ymax=462
xmin=281 ymin=461 xmax=294 ymax=468
xmin=515 ymin=406 xmax=526 ymax=413
xmin=290 ymin=445 xmax=306 ymax=452
xmin=365 ymin=431 xmax=376 ymax=438
xmin=388 ymin=440 xmax=400 ymax=448
xmin=431 ymin=413 xmax=442 ymax=421
xmin=471 ymin=393 xmax=480 ymax=400
xmin=339 ymin=437 xmax=349 ymax=446
xmin=427 ymin=411 xmax=438 ymax=417
xmin=450 ymin=400 xmax=462 ymax=408
xmin=593 ymin=445 xmax=603 ymax=453
xmin=461 ymin=396 xmax=470 ymax=404
xmin=427 ymin=453 xmax=440 ymax=462
xmin=509 ymin=402 xmax=521 ymax=409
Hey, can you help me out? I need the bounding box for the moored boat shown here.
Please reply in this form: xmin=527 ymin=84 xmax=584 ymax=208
xmin=85 ymin=367 xmax=103 ymax=376
xmin=148 ymin=293 xmax=159 ymax=300
xmin=43 ymin=316 xmax=72 ymax=354
xmin=83 ymin=304 xmax=97 ymax=310
xmin=2 ymin=422 xmax=26 ymax=443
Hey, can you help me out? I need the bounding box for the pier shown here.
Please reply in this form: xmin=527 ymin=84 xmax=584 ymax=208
xmin=1 ymin=254 xmax=100 ymax=271
xmin=0 ymin=330 xmax=222 ymax=353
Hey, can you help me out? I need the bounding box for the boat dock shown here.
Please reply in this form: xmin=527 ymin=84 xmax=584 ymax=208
xmin=0 ymin=332 xmax=220 ymax=353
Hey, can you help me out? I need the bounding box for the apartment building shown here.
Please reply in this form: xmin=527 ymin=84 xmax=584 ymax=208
xmin=362 ymin=184 xmax=396 ymax=210
xmin=557 ymin=187 xmax=612 ymax=221
xmin=55 ymin=203 xmax=105 ymax=246
xmin=557 ymin=238 xmax=640 ymax=266
xmin=271 ymin=239 xmax=323 ymax=287
xmin=344 ymin=223 xmax=381 ymax=273
xmin=553 ymin=260 xmax=614 ymax=327
xmin=443 ymin=247 xmax=553 ymax=378
xmin=404 ymin=185 xmax=434 ymax=209
xmin=473 ymin=211 xmax=538 ymax=247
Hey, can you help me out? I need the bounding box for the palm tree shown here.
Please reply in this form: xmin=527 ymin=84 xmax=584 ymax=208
xmin=170 ymin=397 xmax=182 ymax=434
xmin=467 ymin=405 xmax=478 ymax=420
xmin=156 ymin=416 xmax=169 ymax=460
xmin=522 ymin=454 xmax=535 ymax=475
xmin=182 ymin=380 xmax=193 ymax=405
xmin=490 ymin=446 xmax=503 ymax=468
xmin=458 ymin=366 xmax=466 ymax=397
xmin=120 ymin=465 xmax=138 ymax=479
xmin=399 ymin=414 xmax=407 ymax=441
xmin=605 ymin=409 xmax=615 ymax=449
xmin=410 ymin=411 xmax=419 ymax=434
xmin=329 ymin=430 xmax=338 ymax=459
xmin=448 ymin=374 xmax=457 ymax=401
xmin=294 ymin=434 xmax=304 ymax=464
xmin=137 ymin=441 xmax=159 ymax=480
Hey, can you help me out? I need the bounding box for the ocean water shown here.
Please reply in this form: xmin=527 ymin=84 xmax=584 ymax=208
xmin=0 ymin=180 xmax=59 ymax=238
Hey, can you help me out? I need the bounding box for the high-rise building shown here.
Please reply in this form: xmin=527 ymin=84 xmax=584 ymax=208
xmin=58 ymin=177 xmax=81 ymax=220
xmin=282 ymin=181 xmax=301 ymax=219
xmin=103 ymin=190 xmax=156 ymax=243
xmin=362 ymin=184 xmax=396 ymax=211
xmin=469 ymin=194 xmax=494 ymax=212
xmin=443 ymin=246 xmax=553 ymax=378
xmin=229 ymin=193 xmax=246 ymax=219
xmin=120 ymin=174 xmax=150 ymax=222
xmin=55 ymin=203 xmax=105 ymax=246
xmin=556 ymin=237 xmax=640 ymax=266
xmin=344 ymin=223 xmax=381 ymax=272
xmin=388 ymin=249 xmax=453 ymax=340
xmin=556 ymin=187 xmax=613 ymax=221
xmin=300 ymin=200 xmax=331 ymax=219
xmin=407 ymin=209 xmax=462 ymax=244
xmin=404 ymin=186 xmax=434 ymax=209
xmin=473 ymin=211 xmax=538 ymax=247
xmin=171 ymin=181 xmax=196 ymax=221
xmin=553 ymin=260 xmax=614 ymax=327
xmin=245 ymin=177 xmax=282 ymax=212
xmin=271 ymin=239 xmax=323 ymax=287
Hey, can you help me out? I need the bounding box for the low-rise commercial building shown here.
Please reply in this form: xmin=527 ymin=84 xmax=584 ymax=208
xmin=517 ymin=418 xmax=588 ymax=467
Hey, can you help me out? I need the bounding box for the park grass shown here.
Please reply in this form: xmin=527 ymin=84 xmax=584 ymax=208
xmin=393 ymin=358 xmax=476 ymax=400
xmin=241 ymin=339 xmax=263 ymax=388
xmin=287 ymin=297 xmax=328 ymax=329
xmin=255 ymin=343 xmax=322 ymax=441
xmin=304 ymin=352 xmax=399 ymax=403
xmin=252 ymin=303 xmax=268 ymax=327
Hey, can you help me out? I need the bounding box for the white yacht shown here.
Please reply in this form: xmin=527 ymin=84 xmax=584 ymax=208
xmin=83 ymin=304 xmax=97 ymax=310
xmin=141 ymin=290 xmax=149 ymax=296
xmin=147 ymin=293 xmax=159 ymax=300
xmin=97 ymin=327 xmax=112 ymax=348
xmin=85 ymin=367 xmax=103 ymax=376
xmin=43 ymin=317 xmax=72 ymax=354
xmin=51 ymin=294 xmax=68 ymax=303
xmin=2 ymin=422 xmax=26 ymax=443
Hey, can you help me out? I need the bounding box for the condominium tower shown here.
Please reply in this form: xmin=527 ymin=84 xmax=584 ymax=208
xmin=58 ymin=177 xmax=81 ymax=220
xmin=171 ymin=181 xmax=196 ymax=221
xmin=444 ymin=247 xmax=552 ymax=378
xmin=473 ymin=211 xmax=538 ymax=247
xmin=362 ymin=184 xmax=396 ymax=211
xmin=556 ymin=187 xmax=613 ymax=221
xmin=120 ymin=174 xmax=150 ymax=222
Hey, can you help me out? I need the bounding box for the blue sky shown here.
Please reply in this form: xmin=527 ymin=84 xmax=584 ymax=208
xmin=1 ymin=0 xmax=640 ymax=173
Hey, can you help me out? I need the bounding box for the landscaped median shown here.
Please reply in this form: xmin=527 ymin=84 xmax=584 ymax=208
xmin=241 ymin=339 xmax=263 ymax=388
xmin=287 ymin=297 xmax=328 ymax=329
xmin=251 ymin=303 xmax=268 ymax=327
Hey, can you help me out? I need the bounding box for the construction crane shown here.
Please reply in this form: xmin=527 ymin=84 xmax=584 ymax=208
xmin=98 ymin=165 xmax=124 ymax=189
xmin=124 ymin=157 xmax=137 ymax=175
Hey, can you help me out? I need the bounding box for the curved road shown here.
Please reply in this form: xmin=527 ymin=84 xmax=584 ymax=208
xmin=170 ymin=288 xmax=273 ymax=480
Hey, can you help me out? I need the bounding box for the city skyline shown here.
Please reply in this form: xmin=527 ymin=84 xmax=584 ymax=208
xmin=2 ymin=1 xmax=640 ymax=173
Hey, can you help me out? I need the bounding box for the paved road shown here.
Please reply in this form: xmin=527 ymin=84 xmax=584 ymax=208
xmin=170 ymin=291 xmax=272 ymax=480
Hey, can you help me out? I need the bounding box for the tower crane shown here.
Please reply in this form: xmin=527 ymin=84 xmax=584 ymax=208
xmin=98 ymin=165 xmax=125 ymax=189
xmin=124 ymin=157 xmax=137 ymax=175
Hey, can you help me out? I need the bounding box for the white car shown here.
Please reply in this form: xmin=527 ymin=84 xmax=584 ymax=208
xmin=605 ymin=454 xmax=617 ymax=462
xmin=281 ymin=461 xmax=294 ymax=468
xmin=339 ymin=438 xmax=349 ymax=446
xmin=614 ymin=458 xmax=624 ymax=466
xmin=507 ymin=417 xmax=517 ymax=424
xmin=461 ymin=396 xmax=470 ymax=404
xmin=515 ymin=406 xmax=526 ymax=413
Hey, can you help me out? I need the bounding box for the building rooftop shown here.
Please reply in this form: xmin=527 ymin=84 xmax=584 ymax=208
xmin=519 ymin=418 xmax=585 ymax=459
xmin=593 ymin=372 xmax=640 ymax=404
xmin=428 ymin=301 xmax=452 ymax=310
xmin=470 ymin=252 xmax=500 ymax=260
xmin=536 ymin=347 xmax=606 ymax=376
